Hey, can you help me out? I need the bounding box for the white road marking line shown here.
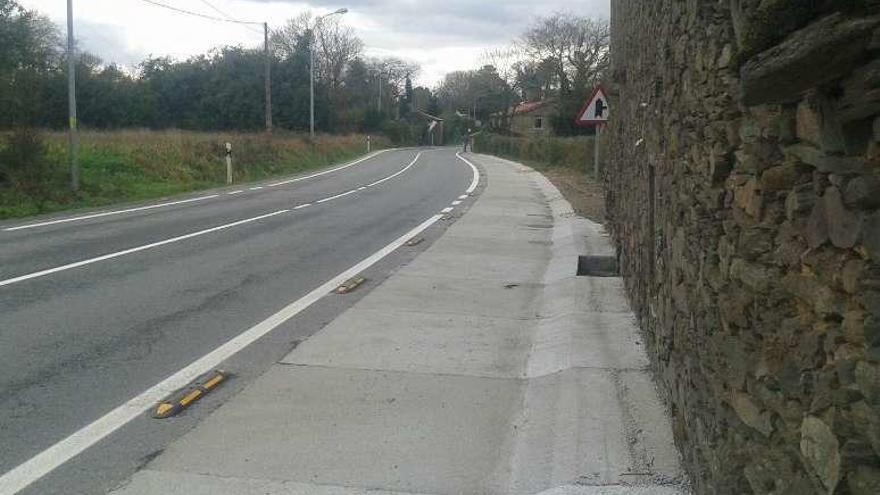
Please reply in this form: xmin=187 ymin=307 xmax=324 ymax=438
xmin=456 ymin=152 xmax=480 ymax=194
xmin=0 ymin=210 xmax=289 ymax=289
xmin=2 ymin=195 xmax=220 ymax=232
xmin=365 ymin=153 xmax=421 ymax=188
xmin=0 ymin=213 xmax=444 ymax=495
xmin=249 ymin=187 xmax=264 ymax=191
xmin=293 ymin=203 xmax=313 ymax=210
xmin=316 ymin=152 xmax=423 ymax=205
xmin=227 ymin=190 xmax=244 ymax=195
xmin=267 ymin=149 xmax=390 ymax=187
xmin=316 ymin=190 xmax=358 ymax=204
xmin=451 ymin=201 xmax=462 ymax=206
xmin=441 ymin=207 xmax=454 ymax=213
xmin=458 ymin=195 xmax=468 ymax=200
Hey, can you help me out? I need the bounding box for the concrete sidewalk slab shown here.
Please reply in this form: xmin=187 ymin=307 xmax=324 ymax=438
xmin=284 ymin=308 xmax=532 ymax=378
xmin=111 ymin=152 xmax=687 ymax=495
xmin=361 ymin=274 xmax=542 ymax=320
xmin=145 ymin=365 xmax=520 ymax=494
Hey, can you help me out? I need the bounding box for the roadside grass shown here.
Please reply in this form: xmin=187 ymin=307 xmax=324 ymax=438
xmin=0 ymin=130 xmax=387 ymax=220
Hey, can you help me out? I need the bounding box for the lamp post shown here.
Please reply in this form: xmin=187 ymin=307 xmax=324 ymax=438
xmin=310 ymin=8 xmax=347 ymax=139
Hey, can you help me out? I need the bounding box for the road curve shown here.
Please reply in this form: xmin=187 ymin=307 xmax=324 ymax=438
xmin=0 ymin=147 xmax=476 ymax=495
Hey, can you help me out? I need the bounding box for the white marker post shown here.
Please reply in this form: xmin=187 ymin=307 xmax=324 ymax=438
xmin=574 ymin=85 xmax=610 ymax=178
xmin=225 ymin=142 xmax=233 ymax=185
xmin=367 ymin=135 xmax=371 ymax=153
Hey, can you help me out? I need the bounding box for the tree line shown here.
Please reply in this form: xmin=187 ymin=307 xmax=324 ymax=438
xmin=435 ymin=13 xmax=609 ymax=136
xmin=1 ymin=0 xmax=608 ymax=138
xmin=0 ymin=0 xmax=423 ymax=134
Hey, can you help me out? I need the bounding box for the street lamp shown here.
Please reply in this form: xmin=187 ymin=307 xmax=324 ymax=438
xmin=310 ymin=8 xmax=348 ymax=139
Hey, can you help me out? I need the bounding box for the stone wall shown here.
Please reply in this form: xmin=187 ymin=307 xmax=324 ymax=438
xmin=605 ymin=1 xmax=880 ymax=494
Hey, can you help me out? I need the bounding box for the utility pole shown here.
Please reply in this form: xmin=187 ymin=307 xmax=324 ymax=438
xmin=264 ymin=22 xmax=272 ymax=133
xmin=309 ymin=23 xmax=322 ymax=139
xmin=66 ymin=0 xmax=79 ymax=192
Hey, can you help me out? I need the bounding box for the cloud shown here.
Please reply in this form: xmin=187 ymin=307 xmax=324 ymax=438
xmin=75 ymin=19 xmax=147 ymax=69
xmin=18 ymin=0 xmax=610 ymax=85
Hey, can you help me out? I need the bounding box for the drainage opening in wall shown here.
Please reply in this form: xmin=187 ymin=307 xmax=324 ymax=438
xmin=577 ymin=255 xmax=619 ymax=277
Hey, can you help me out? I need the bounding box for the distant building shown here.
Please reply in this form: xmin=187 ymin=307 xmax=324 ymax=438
xmin=491 ymin=99 xmax=558 ymax=137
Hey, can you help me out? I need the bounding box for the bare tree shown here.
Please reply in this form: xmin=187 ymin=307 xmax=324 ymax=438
xmin=519 ymin=13 xmax=609 ymax=97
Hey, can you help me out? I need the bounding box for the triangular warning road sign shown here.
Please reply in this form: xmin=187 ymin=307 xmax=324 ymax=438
xmin=575 ymin=86 xmax=609 ymax=127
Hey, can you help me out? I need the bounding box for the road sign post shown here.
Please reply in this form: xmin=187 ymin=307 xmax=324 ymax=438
xmin=575 ymin=85 xmax=610 ymax=178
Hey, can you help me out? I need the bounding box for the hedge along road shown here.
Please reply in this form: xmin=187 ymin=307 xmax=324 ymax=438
xmin=0 ymin=147 xmax=477 ymax=495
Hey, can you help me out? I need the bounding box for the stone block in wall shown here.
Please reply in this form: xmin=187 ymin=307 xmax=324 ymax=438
xmin=837 ymin=58 xmax=880 ymax=125
xmin=848 ymin=465 xmax=880 ymax=495
xmin=796 ymin=92 xmax=847 ymax=154
xmin=740 ymin=13 xmax=880 ymax=106
xmin=785 ymin=143 xmax=872 ymax=174
xmin=823 ymin=186 xmax=864 ymax=249
xmin=845 ymin=175 xmax=880 ymax=209
xmin=864 ymin=211 xmax=880 ymax=260
xmin=800 ymin=415 xmax=842 ymax=493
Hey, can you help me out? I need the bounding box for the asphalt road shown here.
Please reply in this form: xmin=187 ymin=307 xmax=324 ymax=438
xmin=0 ymin=147 xmax=475 ymax=494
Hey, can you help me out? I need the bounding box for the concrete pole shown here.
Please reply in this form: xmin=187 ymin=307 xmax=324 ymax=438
xmin=309 ymin=28 xmax=315 ymax=139
xmin=264 ymin=22 xmax=272 ymax=133
xmin=225 ymin=143 xmax=233 ymax=185
xmin=66 ymin=0 xmax=79 ymax=192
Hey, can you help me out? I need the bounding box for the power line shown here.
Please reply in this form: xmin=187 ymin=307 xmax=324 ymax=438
xmin=136 ymin=0 xmax=262 ymax=26
xmin=197 ymin=0 xmax=262 ymax=34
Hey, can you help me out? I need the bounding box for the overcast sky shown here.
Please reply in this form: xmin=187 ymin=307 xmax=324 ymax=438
xmin=19 ymin=0 xmax=609 ymax=86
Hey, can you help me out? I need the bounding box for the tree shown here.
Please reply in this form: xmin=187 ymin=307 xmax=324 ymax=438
xmin=0 ymin=0 xmax=61 ymax=127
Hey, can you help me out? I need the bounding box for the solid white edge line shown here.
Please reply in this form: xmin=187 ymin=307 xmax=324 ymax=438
xmin=0 ymin=210 xmax=289 ymax=288
xmin=0 ymin=147 xmax=482 ymax=495
xmin=3 ymin=195 xmax=220 ymax=232
xmin=0 ymin=213 xmax=444 ymax=495
xmin=455 ymin=152 xmax=480 ymax=194
xmin=267 ymin=149 xmax=391 ymax=187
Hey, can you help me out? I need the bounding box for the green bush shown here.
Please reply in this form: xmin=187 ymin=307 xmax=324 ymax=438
xmin=473 ymin=133 xmax=595 ymax=174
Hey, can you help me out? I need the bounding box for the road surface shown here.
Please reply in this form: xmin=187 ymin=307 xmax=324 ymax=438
xmin=0 ymin=147 xmax=475 ymax=495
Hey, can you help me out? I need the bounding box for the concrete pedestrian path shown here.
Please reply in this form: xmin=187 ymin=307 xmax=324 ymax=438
xmin=111 ymin=153 xmax=688 ymax=495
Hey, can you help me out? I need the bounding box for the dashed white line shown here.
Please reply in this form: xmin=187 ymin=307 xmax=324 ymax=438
xmin=441 ymin=207 xmax=454 ymax=213
xmin=249 ymin=187 xmax=264 ymax=191
xmin=0 ymin=148 xmax=484 ymax=495
xmin=458 ymin=195 xmax=468 ymax=200
xmin=293 ymin=203 xmax=313 ymax=210
xmin=317 ymin=189 xmax=358 ymax=204
xmin=0 ymin=210 xmax=289 ymax=288
xmin=2 ymin=195 xmax=220 ymax=232
xmin=0 ymin=214 xmax=443 ymax=495
xmin=227 ymin=190 xmax=244 ymax=195
xmin=267 ymin=149 xmax=390 ymax=187
xmin=451 ymin=201 xmax=462 ymax=206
